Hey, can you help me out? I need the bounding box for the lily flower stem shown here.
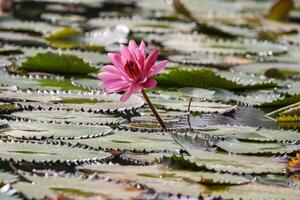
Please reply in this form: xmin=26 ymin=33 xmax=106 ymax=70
xmin=141 ymin=89 xmax=191 ymax=156
xmin=141 ymin=89 xmax=167 ymax=130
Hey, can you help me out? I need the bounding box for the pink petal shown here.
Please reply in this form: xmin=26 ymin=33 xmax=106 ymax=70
xmin=144 ymin=49 xmax=158 ymax=74
xmin=143 ymin=79 xmax=157 ymax=88
xmin=107 ymin=53 xmax=129 ymax=77
xmin=100 ymin=79 xmax=129 ymax=88
xmin=119 ymin=83 xmax=142 ymax=102
xmin=102 ymin=65 xmax=120 ymax=74
xmin=128 ymin=40 xmax=142 ymax=63
xmin=133 ymin=84 xmax=142 ymax=92
xmin=120 ymin=85 xmax=135 ymax=102
xmin=139 ymin=40 xmax=146 ymax=60
xmin=128 ymin=40 xmax=138 ymax=50
xmin=108 ymin=53 xmax=122 ymax=68
xmin=105 ymin=83 xmax=131 ymax=93
xmin=97 ymin=72 xmax=121 ymax=81
xmin=149 ymin=60 xmax=168 ymax=76
xmin=102 ymin=65 xmax=131 ymax=81
xmin=120 ymin=44 xmax=133 ymax=61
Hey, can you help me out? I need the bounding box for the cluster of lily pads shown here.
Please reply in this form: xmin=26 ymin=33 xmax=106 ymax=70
xmin=0 ymin=0 xmax=300 ymax=199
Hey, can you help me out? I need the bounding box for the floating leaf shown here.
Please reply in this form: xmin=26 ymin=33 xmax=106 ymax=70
xmin=17 ymin=45 xmax=108 ymax=65
xmin=169 ymin=53 xmax=251 ymax=69
xmin=156 ymin=68 xmax=276 ymax=90
xmin=234 ymin=63 xmax=300 ymax=79
xmin=162 ymin=34 xmax=287 ymax=56
xmin=178 ymin=149 xmax=286 ymax=174
xmin=0 ymin=120 xmax=112 ymax=140
xmin=276 ymin=104 xmax=300 ymax=122
xmin=10 ymin=109 xmax=125 ymax=125
xmin=0 ymin=72 xmax=85 ymax=91
xmin=261 ymin=94 xmax=300 ymax=107
xmin=13 ymin=172 xmax=146 ymax=200
xmin=216 ymin=139 xmax=300 ymax=155
xmin=71 ymin=78 xmax=101 ymax=91
xmin=84 ymin=25 xmax=129 ymax=47
xmin=203 ymin=182 xmax=300 ymax=200
xmin=44 ymin=27 xmax=81 ymax=41
xmin=197 ymin=124 xmax=300 ymax=142
xmin=119 ymin=152 xmax=171 ymax=165
xmin=0 ymin=90 xmax=143 ymax=111
xmin=150 ymin=94 xmax=236 ymax=114
xmin=67 ymin=130 xmax=180 ymax=153
xmin=87 ymin=17 xmax=194 ymax=34
xmin=169 ymin=133 xmax=287 ymax=174
xmin=178 ymin=87 xmax=215 ymax=99
xmin=214 ymin=88 xmax=281 ymax=107
xmin=0 ymin=32 xmax=46 ymax=46
xmin=0 ymin=171 xmax=18 ymax=184
xmin=0 ymin=139 xmax=111 ymax=164
xmin=44 ymin=27 xmax=83 ymax=49
xmin=78 ymin=163 xmax=250 ymax=185
xmin=0 ymin=19 xmax=62 ymax=35
xmin=20 ymin=52 xmax=99 ymax=75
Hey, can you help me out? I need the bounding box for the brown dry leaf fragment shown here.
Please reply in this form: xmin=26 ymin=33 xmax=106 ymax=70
xmin=266 ymin=0 xmax=294 ymax=21
xmin=288 ymin=153 xmax=300 ymax=170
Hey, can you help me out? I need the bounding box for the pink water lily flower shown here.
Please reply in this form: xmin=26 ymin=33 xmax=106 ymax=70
xmin=97 ymin=40 xmax=168 ymax=102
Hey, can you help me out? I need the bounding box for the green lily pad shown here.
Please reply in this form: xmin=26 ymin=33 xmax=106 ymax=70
xmin=0 ymin=139 xmax=111 ymax=164
xmin=156 ymin=68 xmax=276 ymax=90
xmin=10 ymin=109 xmax=125 ymax=125
xmin=0 ymin=90 xmax=143 ymax=111
xmin=0 ymin=19 xmax=62 ymax=35
xmin=13 ymin=172 xmax=147 ymax=200
xmin=78 ymin=163 xmax=250 ymax=185
xmin=0 ymin=120 xmax=112 ymax=140
xmin=0 ymin=72 xmax=85 ymax=91
xmin=71 ymin=78 xmax=102 ymax=91
xmin=87 ymin=17 xmax=194 ymax=34
xmin=198 ymin=124 xmax=300 ymax=142
xmin=67 ymin=130 xmax=180 ymax=153
xmin=216 ymin=139 xmax=300 ymax=155
xmin=150 ymin=94 xmax=236 ymax=114
xmin=162 ymin=34 xmax=287 ymax=56
xmin=234 ymin=63 xmax=300 ymax=78
xmin=20 ymin=52 xmax=99 ymax=75
xmin=182 ymin=149 xmax=286 ymax=174
xmin=0 ymin=32 xmax=47 ymax=46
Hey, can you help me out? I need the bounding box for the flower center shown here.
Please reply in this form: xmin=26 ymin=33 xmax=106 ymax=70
xmin=124 ymin=60 xmax=141 ymax=79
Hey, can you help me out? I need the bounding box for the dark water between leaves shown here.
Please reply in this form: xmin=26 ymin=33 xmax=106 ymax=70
xmin=177 ymin=106 xmax=280 ymax=130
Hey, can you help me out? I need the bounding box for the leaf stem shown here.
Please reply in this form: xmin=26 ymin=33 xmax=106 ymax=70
xmin=187 ymin=97 xmax=193 ymax=130
xmin=141 ymin=89 xmax=167 ymax=130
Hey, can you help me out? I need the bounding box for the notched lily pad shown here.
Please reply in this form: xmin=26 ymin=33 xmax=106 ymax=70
xmin=78 ymin=163 xmax=250 ymax=185
xmin=156 ymin=68 xmax=276 ymax=90
xmin=0 ymin=90 xmax=144 ymax=112
xmin=13 ymin=171 xmax=147 ymax=200
xmin=67 ymin=129 xmax=181 ymax=153
xmin=0 ymin=73 xmax=85 ymax=91
xmin=0 ymin=119 xmax=112 ymax=140
xmin=87 ymin=17 xmax=194 ymax=34
xmin=20 ymin=52 xmax=99 ymax=75
xmin=0 ymin=138 xmax=111 ymax=164
xmin=10 ymin=109 xmax=125 ymax=125
xmin=162 ymin=34 xmax=287 ymax=56
xmin=197 ymin=124 xmax=300 ymax=143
